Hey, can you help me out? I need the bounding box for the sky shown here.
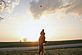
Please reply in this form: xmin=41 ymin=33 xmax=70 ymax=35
xmin=0 ymin=0 xmax=82 ymax=42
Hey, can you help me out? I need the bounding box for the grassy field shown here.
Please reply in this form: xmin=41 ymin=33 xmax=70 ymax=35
xmin=0 ymin=40 xmax=82 ymax=48
xmin=0 ymin=48 xmax=82 ymax=55
xmin=0 ymin=40 xmax=82 ymax=55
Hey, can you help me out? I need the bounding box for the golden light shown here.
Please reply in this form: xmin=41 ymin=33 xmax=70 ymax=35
xmin=15 ymin=11 xmax=66 ymax=41
xmin=16 ymin=21 xmax=41 ymax=41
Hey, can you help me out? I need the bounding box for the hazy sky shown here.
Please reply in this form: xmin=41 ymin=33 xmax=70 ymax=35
xmin=0 ymin=0 xmax=82 ymax=42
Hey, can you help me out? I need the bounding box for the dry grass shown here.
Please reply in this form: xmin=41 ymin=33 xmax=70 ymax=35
xmin=0 ymin=48 xmax=82 ymax=55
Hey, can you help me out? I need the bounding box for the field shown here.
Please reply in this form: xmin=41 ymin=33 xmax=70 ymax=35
xmin=0 ymin=40 xmax=82 ymax=48
xmin=0 ymin=40 xmax=82 ymax=55
xmin=0 ymin=48 xmax=82 ymax=55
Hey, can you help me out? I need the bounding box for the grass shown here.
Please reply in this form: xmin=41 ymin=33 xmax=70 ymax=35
xmin=0 ymin=48 xmax=82 ymax=55
xmin=0 ymin=40 xmax=82 ymax=55
xmin=0 ymin=39 xmax=82 ymax=48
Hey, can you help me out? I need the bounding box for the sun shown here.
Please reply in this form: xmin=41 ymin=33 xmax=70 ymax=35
xmin=16 ymin=22 xmax=41 ymax=41
xmin=15 ymin=15 xmax=51 ymax=41
xmin=15 ymin=11 xmax=43 ymax=41
xmin=16 ymin=11 xmax=65 ymax=41
xmin=16 ymin=16 xmax=45 ymax=41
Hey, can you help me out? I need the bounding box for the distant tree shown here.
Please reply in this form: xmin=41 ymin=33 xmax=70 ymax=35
xmin=23 ymin=38 xmax=27 ymax=42
xmin=19 ymin=40 xmax=22 ymax=42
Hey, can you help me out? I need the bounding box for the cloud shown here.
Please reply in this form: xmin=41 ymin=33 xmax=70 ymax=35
xmin=65 ymin=0 xmax=82 ymax=15
xmin=30 ymin=0 xmax=63 ymax=19
xmin=30 ymin=0 xmax=82 ymax=19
